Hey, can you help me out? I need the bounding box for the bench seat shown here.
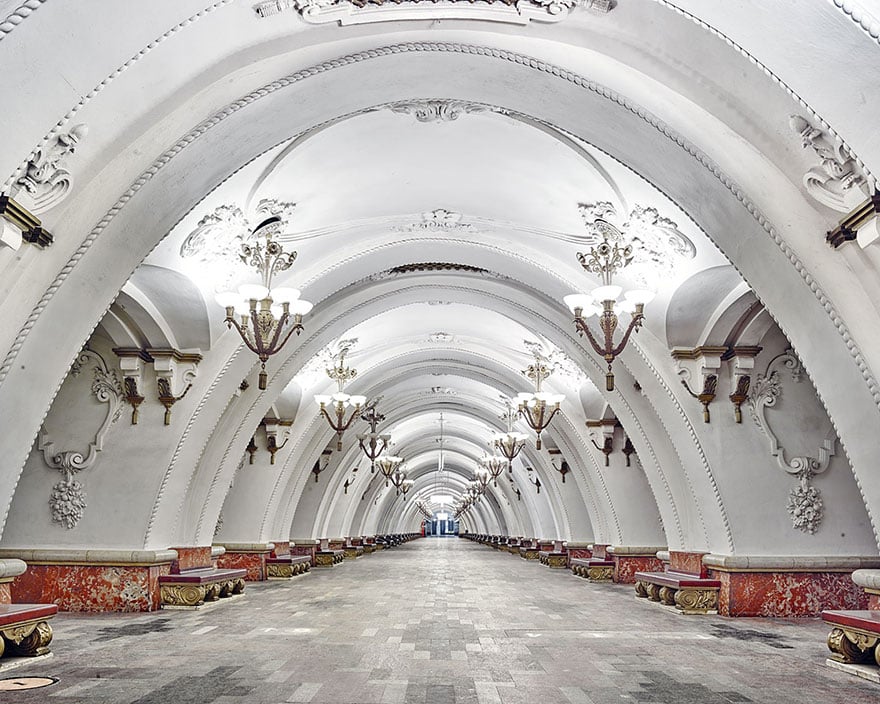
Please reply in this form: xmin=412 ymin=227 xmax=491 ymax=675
xmin=0 ymin=603 xmax=58 ymax=657
xmin=266 ymin=555 xmax=311 ymax=578
xmin=159 ymin=567 xmax=247 ymax=607
xmin=571 ymin=558 xmax=614 ymax=581
xmin=634 ymin=570 xmax=720 ymax=614
xmin=823 ymin=610 xmax=880 ymax=666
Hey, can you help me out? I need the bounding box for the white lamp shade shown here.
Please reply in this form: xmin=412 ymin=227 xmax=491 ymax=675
xmin=349 ymin=395 xmax=367 ymax=407
xmin=215 ymin=292 xmax=240 ymax=308
xmin=591 ymin=284 xmax=623 ymax=302
xmin=269 ymin=304 xmax=283 ymax=318
xmin=239 ymin=284 xmax=270 ymax=300
xmin=563 ymin=293 xmax=593 ymax=314
xmin=271 ymin=287 xmax=300 ymax=304
xmin=331 ymin=392 xmax=350 ymax=404
xmin=624 ymin=289 xmax=656 ymax=305
xmin=615 ymin=300 xmax=636 ymax=315
xmin=289 ymin=299 xmax=313 ymax=315
xmin=314 ymin=394 xmax=332 ymax=405
xmin=549 ymin=393 xmax=565 ymax=404
xmin=515 ymin=392 xmax=534 ymax=403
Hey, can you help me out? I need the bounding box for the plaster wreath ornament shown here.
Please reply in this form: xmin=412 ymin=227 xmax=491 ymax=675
xmin=393 ymin=208 xmax=473 ymax=233
xmin=38 ymin=347 xmax=124 ymax=529
xmin=388 ymin=100 xmax=489 ymax=123
xmin=14 ymin=123 xmax=88 ymax=213
xmin=747 ymin=349 xmax=836 ymax=534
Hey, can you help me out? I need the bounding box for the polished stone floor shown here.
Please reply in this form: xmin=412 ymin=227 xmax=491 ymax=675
xmin=4 ymin=538 xmax=879 ymax=703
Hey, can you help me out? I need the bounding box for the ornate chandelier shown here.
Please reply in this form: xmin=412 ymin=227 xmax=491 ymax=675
xmin=564 ymin=218 xmax=654 ymax=391
xmin=376 ymin=454 xmax=404 ymax=487
xmin=315 ymin=349 xmax=366 ymax=451
xmin=493 ymin=403 xmax=529 ymax=469
xmin=516 ymin=353 xmax=564 ymax=450
xmin=216 ymin=213 xmax=313 ymax=390
xmin=357 ymin=402 xmax=390 ymax=473
xmin=480 ymin=453 xmax=507 ymax=487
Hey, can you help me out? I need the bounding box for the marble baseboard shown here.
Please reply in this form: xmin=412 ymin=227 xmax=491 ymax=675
xmin=825 ymin=658 xmax=880 ymax=684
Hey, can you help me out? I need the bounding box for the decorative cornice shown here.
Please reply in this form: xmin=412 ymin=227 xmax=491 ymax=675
xmin=670 ymin=346 xmax=729 ymax=361
xmin=826 ymin=191 xmax=880 ymax=248
xmin=0 ymin=193 xmax=52 ymax=247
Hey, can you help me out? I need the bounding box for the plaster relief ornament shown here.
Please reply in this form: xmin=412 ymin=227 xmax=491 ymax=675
xmin=253 ymin=0 xmax=599 ymax=25
xmin=789 ymin=115 xmax=871 ymax=212
xmin=524 ymin=339 xmax=587 ymax=392
xmin=389 ymin=100 xmax=489 ymax=123
xmin=15 ymin=124 xmax=88 ymax=214
xmin=747 ymin=349 xmax=836 ymax=535
xmin=38 ymin=347 xmax=124 ymax=529
xmin=180 ymin=199 xmax=296 ymax=290
xmin=578 ymin=202 xmax=695 ymax=289
xmin=394 ymin=208 xmax=472 ymax=233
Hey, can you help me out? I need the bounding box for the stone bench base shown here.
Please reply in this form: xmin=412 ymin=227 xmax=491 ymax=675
xmin=539 ymin=551 xmax=567 ymax=568
xmin=159 ymin=567 xmax=247 ymax=607
xmin=343 ymin=546 xmax=365 ymax=560
xmin=266 ymin=556 xmax=311 ymax=579
xmin=315 ymin=550 xmax=345 ymax=567
xmin=571 ymin=558 xmax=614 ymax=581
xmin=0 ymin=604 xmax=57 ymax=658
xmin=519 ymin=547 xmax=540 ymax=560
xmin=823 ymin=610 xmax=880 ymax=667
xmin=634 ymin=571 xmax=720 ymax=614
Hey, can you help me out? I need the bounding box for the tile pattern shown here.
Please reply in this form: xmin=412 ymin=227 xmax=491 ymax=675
xmin=5 ymin=538 xmax=880 ymax=703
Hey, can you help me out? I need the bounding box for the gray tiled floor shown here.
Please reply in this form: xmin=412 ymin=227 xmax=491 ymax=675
xmin=5 ymin=538 xmax=879 ymax=703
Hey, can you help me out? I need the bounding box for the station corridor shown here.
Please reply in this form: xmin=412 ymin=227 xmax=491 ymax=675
xmin=2 ymin=538 xmax=876 ymax=703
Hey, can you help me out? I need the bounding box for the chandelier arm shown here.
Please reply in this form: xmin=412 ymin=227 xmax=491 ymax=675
xmin=610 ymin=314 xmax=644 ymax=357
xmin=263 ymin=311 xmax=291 ymax=354
xmin=576 ymin=319 xmax=609 ymax=357
xmin=269 ymin=318 xmax=305 ymax=357
xmin=319 ymin=406 xmax=343 ymax=432
xmin=225 ymin=317 xmax=263 ymax=357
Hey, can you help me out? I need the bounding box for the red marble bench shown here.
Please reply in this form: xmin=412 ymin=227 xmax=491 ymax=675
xmin=0 ymin=603 xmax=57 ymax=657
xmin=266 ymin=555 xmax=311 ymax=578
xmin=539 ymin=541 xmax=567 ymax=568
xmin=823 ymin=610 xmax=880 ymax=666
xmin=571 ymin=557 xmax=614 ymax=581
xmin=634 ymin=570 xmax=721 ymax=614
xmin=159 ymin=567 xmax=247 ymax=607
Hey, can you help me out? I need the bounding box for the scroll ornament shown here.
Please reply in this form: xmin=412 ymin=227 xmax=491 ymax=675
xmin=747 ymin=349 xmax=835 ymax=534
xmin=38 ymin=348 xmax=123 ymax=529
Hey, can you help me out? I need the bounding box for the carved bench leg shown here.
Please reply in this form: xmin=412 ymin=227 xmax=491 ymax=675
xmin=232 ymin=578 xmax=246 ymax=594
xmin=827 ymin=627 xmax=879 ymax=664
xmin=161 ymin=584 xmax=206 ymax=607
xmin=1 ymin=622 xmax=54 ymax=657
xmin=635 ymin=581 xmax=648 ymax=598
xmin=659 ymin=586 xmax=677 ymax=606
xmin=204 ymin=583 xmax=221 ymax=601
xmin=674 ymin=588 xmax=718 ymax=614
xmin=646 ymin=583 xmax=661 ymax=602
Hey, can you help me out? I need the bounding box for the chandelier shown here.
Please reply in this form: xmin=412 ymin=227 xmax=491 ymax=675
xmin=376 ymin=454 xmax=404 ymax=488
xmin=474 ymin=468 xmax=490 ymax=494
xmin=216 ymin=213 xmax=313 ymax=390
xmin=516 ymin=353 xmax=564 ymax=450
xmin=357 ymin=402 xmax=390 ymax=473
xmin=564 ymin=218 xmax=654 ymax=391
xmin=480 ymin=453 xmax=507 ymax=487
xmin=493 ymin=403 xmax=529 ymax=469
xmin=315 ymin=349 xmax=366 ymax=451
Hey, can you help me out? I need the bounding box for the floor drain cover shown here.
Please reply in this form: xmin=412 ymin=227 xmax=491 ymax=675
xmin=0 ymin=676 xmax=58 ymax=690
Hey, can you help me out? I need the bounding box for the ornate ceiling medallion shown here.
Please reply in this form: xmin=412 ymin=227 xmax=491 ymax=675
xmin=394 ymin=208 xmax=472 ymax=233
xmin=389 ymin=101 xmax=489 ymax=123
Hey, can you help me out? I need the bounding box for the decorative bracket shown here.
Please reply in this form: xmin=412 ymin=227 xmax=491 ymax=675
xmin=586 ymin=417 xmax=618 ymax=466
xmin=525 ymin=467 xmax=542 ymax=494
xmin=150 ymin=349 xmax=201 ymax=425
xmin=826 ymin=191 xmax=880 ymax=248
xmin=672 ymin=347 xmax=726 ymax=423
xmin=246 ymin=436 xmax=258 ymax=465
xmin=312 ymin=448 xmax=332 ymax=482
xmin=622 ymin=436 xmax=635 ymax=466
xmin=14 ymin=123 xmax=88 ymax=215
xmin=114 ymin=348 xmax=152 ymax=424
xmin=729 ymin=346 xmax=760 ymax=423
xmin=263 ymin=418 xmax=292 ymax=465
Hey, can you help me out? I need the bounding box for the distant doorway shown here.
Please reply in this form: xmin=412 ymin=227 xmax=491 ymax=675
xmin=425 ymin=512 xmax=458 ymax=537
